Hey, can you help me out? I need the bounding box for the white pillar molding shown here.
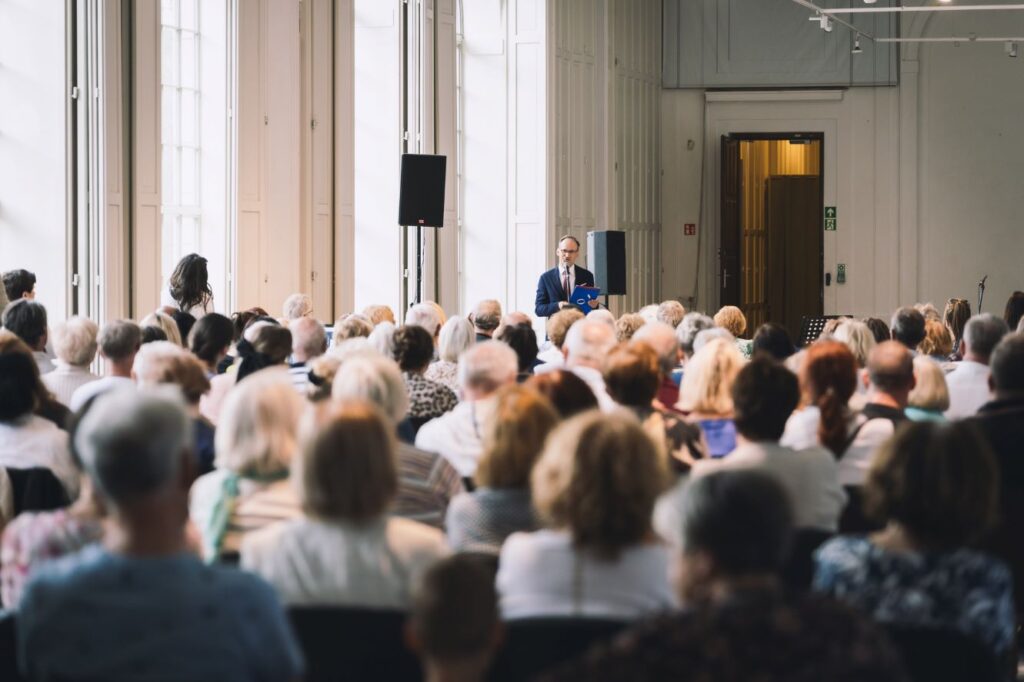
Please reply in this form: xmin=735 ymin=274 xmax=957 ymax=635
xmin=333 ymin=0 xmax=355 ymax=318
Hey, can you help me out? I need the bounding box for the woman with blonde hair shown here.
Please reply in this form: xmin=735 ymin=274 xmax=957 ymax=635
xmin=242 ymin=401 xmax=448 ymax=607
xmin=497 ymin=411 xmax=675 ymax=620
xmin=713 ymin=305 xmax=752 ymax=358
xmin=675 ymin=338 xmax=744 ymax=458
xmin=41 ymin=316 xmax=100 ymax=406
xmin=446 ymin=385 xmax=558 ymax=554
xmin=833 ymin=320 xmax=876 ymax=369
xmin=140 ymin=310 xmax=183 ymax=347
xmin=190 ymin=368 xmax=304 ymax=562
xmin=906 ymin=355 xmax=949 ymax=422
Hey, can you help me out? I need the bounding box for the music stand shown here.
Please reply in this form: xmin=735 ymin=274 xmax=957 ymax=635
xmin=798 ymin=315 xmax=848 ymax=348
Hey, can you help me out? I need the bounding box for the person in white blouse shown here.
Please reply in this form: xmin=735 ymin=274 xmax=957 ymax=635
xmin=945 ymin=314 xmax=1009 ymax=419
xmin=42 ymin=316 xmax=99 ymax=407
xmin=161 ymin=253 xmax=214 ymax=318
xmin=497 ymin=410 xmax=677 ymax=621
xmin=242 ymin=400 xmax=448 ymax=608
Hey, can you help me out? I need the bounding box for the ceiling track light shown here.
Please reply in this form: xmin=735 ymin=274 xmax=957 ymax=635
xmin=852 ymin=34 xmax=864 ymax=54
xmin=819 ymin=13 xmax=833 ymax=32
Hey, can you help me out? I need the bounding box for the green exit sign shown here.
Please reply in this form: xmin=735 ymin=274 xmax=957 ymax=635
xmin=824 ymin=206 xmax=837 ymax=231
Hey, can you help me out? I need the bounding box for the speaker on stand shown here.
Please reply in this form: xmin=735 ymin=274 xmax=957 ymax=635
xmin=398 ymin=154 xmax=447 ymax=306
xmin=587 ymin=230 xmax=626 ymax=308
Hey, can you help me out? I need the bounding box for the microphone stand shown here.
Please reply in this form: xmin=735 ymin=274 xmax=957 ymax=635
xmin=978 ymin=275 xmax=988 ymax=313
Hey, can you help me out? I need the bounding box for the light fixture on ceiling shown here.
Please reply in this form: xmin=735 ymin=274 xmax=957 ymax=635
xmin=852 ymin=34 xmax=864 ymax=53
xmin=819 ymin=13 xmax=834 ymax=32
xmin=863 ymin=0 xmax=877 ymax=4
xmin=1007 ymin=41 xmax=1019 ymax=57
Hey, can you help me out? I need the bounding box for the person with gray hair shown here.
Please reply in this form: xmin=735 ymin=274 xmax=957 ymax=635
xmin=17 ymin=387 xmax=304 ymax=681
xmin=68 ymin=320 xmax=141 ymax=412
xmin=406 ymin=302 xmax=444 ymax=341
xmin=282 ymin=292 xmax=313 ymax=321
xmin=657 ymin=300 xmax=687 ymax=329
xmin=333 ymin=355 xmax=462 ymax=529
xmin=556 ymin=317 xmax=618 ymax=411
xmin=693 ymin=326 xmax=733 ymax=355
xmin=416 ymin=341 xmax=518 ymax=477
xmin=470 ymin=299 xmax=503 ymax=341
xmin=633 ymin=321 xmax=684 ymax=408
xmin=676 ymin=312 xmax=715 ymax=362
xmin=287 ymin=316 xmax=327 ymax=394
xmin=425 ymin=316 xmax=474 ymax=393
xmin=945 ymin=313 xmax=1010 ymax=419
xmin=42 ymin=316 xmax=100 ymax=406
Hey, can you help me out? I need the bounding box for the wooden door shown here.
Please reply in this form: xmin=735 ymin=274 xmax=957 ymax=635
xmin=720 ymin=136 xmax=741 ymax=307
xmin=765 ymin=175 xmax=822 ymax=339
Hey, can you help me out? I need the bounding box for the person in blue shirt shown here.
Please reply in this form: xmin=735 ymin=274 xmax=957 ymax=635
xmin=17 ymin=387 xmax=304 ymax=682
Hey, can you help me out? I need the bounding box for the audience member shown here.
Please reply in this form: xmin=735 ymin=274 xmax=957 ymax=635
xmin=714 ymin=305 xmax=751 ymax=358
xmin=188 ymin=312 xmax=234 ymax=377
xmin=557 ymin=318 xmax=617 ymax=410
xmin=604 ymin=343 xmax=705 ymax=471
xmin=0 ymin=346 xmax=77 ymax=497
xmin=2 ymin=299 xmax=53 ymax=374
xmin=42 ymin=316 xmax=99 ymax=406
xmin=675 ymin=312 xmax=714 ymax=364
xmin=690 ymin=358 xmax=845 ymax=531
xmin=287 ymin=316 xmax=327 ymax=393
xmin=368 ymin=320 xmax=398 ymax=357
xmin=190 ymin=369 xmax=303 ymax=562
xmin=692 ymin=326 xmax=733 ymax=355
xmin=282 ymin=293 xmax=313 ymax=322
xmin=394 ymin=325 xmax=458 ymax=434
xmin=69 ymin=320 xmax=141 ymax=412
xmin=0 ymin=330 xmax=71 ymax=430
xmin=550 ymin=470 xmax=906 ymax=682
xmin=446 ymin=385 xmax=557 ymax=554
xmin=406 ymin=302 xmax=444 ymax=342
xmin=497 ymin=322 xmax=540 ymax=380
xmin=408 ymin=555 xmax=502 ymax=682
xmin=782 ymin=340 xmax=859 ymax=458
xmin=163 ymin=253 xmax=214 ymax=317
xmin=633 ymin=322 xmax=684 ymax=408
xmin=832 ymin=319 xmax=876 ymax=369
xmin=1 ymin=401 xmax=103 ymax=608
xmin=969 ymin=333 xmax=1024 ymax=623
xmin=656 ymin=300 xmax=686 ymax=329
xmin=471 ymin=299 xmax=503 ymax=341
xmin=363 ymin=303 xmax=396 ymax=326
xmin=676 ymin=338 xmax=743 ymax=458
xmin=333 ymin=355 xmax=462 ymax=530
xmin=140 ymin=324 xmax=168 ymax=345
xmin=536 ymin=308 xmax=584 ymax=366
xmin=814 ymin=421 xmax=1014 ymax=658
xmin=497 ymin=411 xmax=675 ymax=620
xmin=945 ymin=313 xmax=1008 ymax=419
xmin=906 ymin=355 xmax=950 ymax=422
xmin=614 ymin=313 xmax=645 ymax=342
xmin=524 ymin=369 xmax=599 ymax=419
xmin=134 ymin=342 xmax=215 ymax=475
xmin=751 ymin=322 xmax=795 ymax=361
xmin=492 ymin=311 xmax=532 ymax=341
xmin=587 ymin=308 xmax=616 ymax=329
xmin=140 ymin=310 xmax=183 ymax=346
xmin=171 ymin=310 xmax=197 ymax=346
xmin=2 ymin=269 xmax=36 ymax=302
xmin=914 ymin=302 xmax=942 ymax=323
xmin=889 ymin=306 xmax=926 ymax=351
xmin=236 ymin=324 xmax=292 ymax=383
xmin=943 ymin=297 xmax=972 ymax=359
xmin=331 ymin=313 xmax=374 ymax=347
xmin=862 ymin=317 xmax=891 ymax=345
xmin=17 ymin=387 xmax=303 ymax=681
xmin=918 ymin=319 xmax=953 ymax=360
xmin=638 ymin=304 xmax=659 ymax=324
xmin=818 ymin=317 xmax=849 ymax=340
xmin=426 ymin=317 xmax=475 ymax=393
xmin=242 ymin=401 xmax=448 ymax=607
xmin=1004 ymin=291 xmax=1024 ymax=332
xmin=417 ymin=341 xmax=518 ymax=477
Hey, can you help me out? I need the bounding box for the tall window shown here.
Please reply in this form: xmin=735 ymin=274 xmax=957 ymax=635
xmin=160 ymin=0 xmax=230 ymax=309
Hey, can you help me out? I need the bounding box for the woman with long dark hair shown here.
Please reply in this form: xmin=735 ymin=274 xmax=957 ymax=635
xmin=163 ymin=253 xmax=214 ymax=317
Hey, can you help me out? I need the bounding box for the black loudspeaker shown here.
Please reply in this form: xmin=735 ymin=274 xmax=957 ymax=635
xmin=587 ymin=230 xmax=626 ymax=296
xmin=398 ymin=154 xmax=447 ymax=228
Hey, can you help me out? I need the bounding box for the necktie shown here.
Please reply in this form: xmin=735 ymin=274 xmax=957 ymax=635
xmin=562 ymin=268 xmax=570 ymax=301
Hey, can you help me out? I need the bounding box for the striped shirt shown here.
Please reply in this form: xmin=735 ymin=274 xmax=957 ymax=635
xmin=393 ymin=443 xmax=463 ymax=530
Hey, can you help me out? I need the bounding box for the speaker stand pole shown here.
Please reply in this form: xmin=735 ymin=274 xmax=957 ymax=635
xmin=415 ymin=225 xmax=423 ymax=305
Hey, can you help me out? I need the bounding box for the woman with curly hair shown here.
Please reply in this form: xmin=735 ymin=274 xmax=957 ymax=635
xmin=163 ymin=253 xmax=214 ymax=317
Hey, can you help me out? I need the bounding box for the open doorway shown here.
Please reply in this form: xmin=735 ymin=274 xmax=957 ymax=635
xmin=720 ymin=133 xmax=823 ymax=340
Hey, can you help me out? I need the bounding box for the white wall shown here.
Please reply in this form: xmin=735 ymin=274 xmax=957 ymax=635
xmin=0 ymin=0 xmax=67 ymax=318
xmin=661 ymin=12 xmax=1024 ymax=320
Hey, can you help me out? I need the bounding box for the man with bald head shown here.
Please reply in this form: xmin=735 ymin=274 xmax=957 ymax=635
xmin=560 ymin=317 xmax=617 ymax=411
xmin=469 ymin=299 xmax=503 ymax=342
xmin=836 ymin=341 xmax=914 ymax=487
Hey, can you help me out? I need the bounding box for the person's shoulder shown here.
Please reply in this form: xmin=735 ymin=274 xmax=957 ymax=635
xmin=816 ymin=535 xmax=872 ymax=567
xmin=22 ymin=544 xmax=108 ymax=596
xmin=946 ymin=547 xmax=1014 ymax=582
xmin=386 ymin=516 xmax=447 ymax=548
xmin=241 ymin=519 xmax=295 ymax=560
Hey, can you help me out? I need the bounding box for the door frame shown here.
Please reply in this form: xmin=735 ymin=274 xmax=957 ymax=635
xmin=719 ymin=132 xmax=825 ymax=326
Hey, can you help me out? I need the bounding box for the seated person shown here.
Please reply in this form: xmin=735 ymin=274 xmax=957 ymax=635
xmin=242 ymin=401 xmax=449 ymax=607
xmin=42 ymin=316 xmax=100 ymax=407
xmin=497 ymin=411 xmax=676 ymax=620
xmin=675 ymin=338 xmax=744 ymax=458
xmin=524 ymin=369 xmax=598 ymax=419
xmin=393 ymin=325 xmax=458 ymax=435
xmin=446 ymin=385 xmax=558 ymax=554
xmin=407 ymin=555 xmax=503 ymax=682
xmin=543 ymin=470 xmax=905 ymax=682
xmin=190 ymin=369 xmax=304 ymax=561
xmin=814 ymin=421 xmax=1015 ymax=658
xmin=17 ymin=388 xmax=303 ymax=681
xmin=425 ymin=317 xmax=475 ymax=393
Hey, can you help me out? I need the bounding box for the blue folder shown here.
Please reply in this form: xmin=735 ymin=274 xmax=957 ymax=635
xmin=570 ymin=285 xmax=601 ymax=313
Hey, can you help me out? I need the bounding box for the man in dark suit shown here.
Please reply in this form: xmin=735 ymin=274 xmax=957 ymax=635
xmin=535 ymin=235 xmax=597 ymax=318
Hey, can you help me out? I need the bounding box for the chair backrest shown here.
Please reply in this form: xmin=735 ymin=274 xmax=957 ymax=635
xmin=884 ymin=624 xmax=1004 ymax=682
xmin=5 ymin=467 xmax=70 ymax=517
xmin=287 ymin=606 xmax=421 ymax=682
xmin=780 ymin=528 xmax=834 ymax=593
xmin=838 ymin=485 xmax=884 ymax=535
xmin=0 ymin=610 xmax=24 ymax=682
xmin=487 ymin=617 xmax=628 ymax=682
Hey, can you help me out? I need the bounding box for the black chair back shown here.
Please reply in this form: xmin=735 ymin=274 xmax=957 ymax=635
xmin=5 ymin=467 xmax=70 ymax=517
xmin=884 ymin=624 xmax=1005 ymax=682
xmin=780 ymin=528 xmax=833 ymax=593
xmin=0 ymin=610 xmax=24 ymax=682
xmin=287 ymin=606 xmax=421 ymax=682
xmin=488 ymin=617 xmax=628 ymax=682
xmin=838 ymin=486 xmax=884 ymax=535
